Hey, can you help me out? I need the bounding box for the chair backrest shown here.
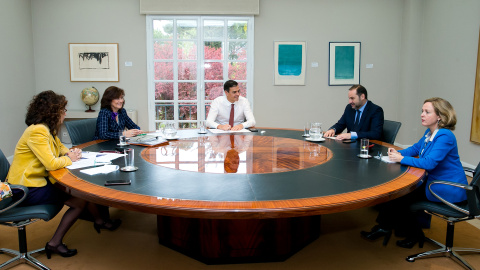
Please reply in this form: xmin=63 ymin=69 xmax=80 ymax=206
xmin=467 ymin=162 xmax=480 ymax=216
xmin=382 ymin=120 xmax=402 ymax=144
xmin=0 ymin=149 xmax=10 ymax=182
xmin=64 ymin=118 xmax=97 ymax=146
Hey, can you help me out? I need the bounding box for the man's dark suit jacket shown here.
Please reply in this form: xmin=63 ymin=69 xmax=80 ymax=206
xmin=329 ymin=100 xmax=384 ymax=140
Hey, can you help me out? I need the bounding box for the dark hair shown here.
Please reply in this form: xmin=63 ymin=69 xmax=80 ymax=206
xmin=100 ymin=86 xmax=125 ymax=110
xmin=25 ymin=90 xmax=67 ymax=136
xmin=424 ymin=97 xmax=457 ymax=130
xmin=223 ymin=80 xmax=238 ymax=92
xmin=349 ymin=84 xmax=368 ymax=100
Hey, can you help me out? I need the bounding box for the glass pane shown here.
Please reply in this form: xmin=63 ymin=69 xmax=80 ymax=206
xmin=177 ymin=41 xmax=197 ymax=60
xmin=154 ymin=62 xmax=174 ymax=80
xmin=238 ymin=82 xmax=247 ymax=98
xmin=178 ymin=62 xmax=197 ymax=80
xmin=204 ymin=20 xmax=224 ymax=39
xmin=153 ymin=20 xmax=173 ymax=39
xmin=177 ymin=20 xmax=197 ymax=39
xmin=179 ymin=104 xmax=197 ymax=120
xmin=228 ymin=21 xmax=247 ymax=39
xmin=228 ymin=41 xmax=247 ymax=60
xmin=155 ymin=82 xmax=174 ymax=101
xmin=205 ymin=105 xmax=211 ymax=119
xmin=205 ymin=82 xmax=223 ymax=100
xmin=204 ymin=62 xmax=223 ymax=80
xmin=204 ymin=41 xmax=223 ymax=60
xmin=228 ymin=62 xmax=247 ymax=80
xmin=154 ymin=41 xmax=173 ymax=60
xmin=178 ymin=82 xmax=197 ymax=100
xmin=179 ymin=122 xmax=197 ymax=129
xmin=156 ymin=103 xmax=174 ymax=120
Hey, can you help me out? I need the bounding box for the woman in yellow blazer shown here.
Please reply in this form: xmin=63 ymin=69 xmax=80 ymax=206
xmin=7 ymin=91 xmax=119 ymax=259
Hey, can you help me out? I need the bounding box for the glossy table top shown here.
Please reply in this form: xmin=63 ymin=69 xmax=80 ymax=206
xmin=50 ymin=128 xmax=425 ymax=219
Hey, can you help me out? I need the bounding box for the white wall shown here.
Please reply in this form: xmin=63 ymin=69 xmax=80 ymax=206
xmin=31 ymin=0 xmax=149 ymax=130
xmin=418 ymin=0 xmax=480 ymax=165
xmin=0 ymin=0 xmax=36 ymax=156
xmin=1 ymin=0 xmax=479 ymax=165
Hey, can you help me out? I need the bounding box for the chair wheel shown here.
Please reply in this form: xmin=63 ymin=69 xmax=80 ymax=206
xmin=406 ymin=257 xmax=415 ymax=262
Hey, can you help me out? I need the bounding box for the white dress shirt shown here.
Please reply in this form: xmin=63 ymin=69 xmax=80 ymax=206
xmin=206 ymin=96 xmax=256 ymax=129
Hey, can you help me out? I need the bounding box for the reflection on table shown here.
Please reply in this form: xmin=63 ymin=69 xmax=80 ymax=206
xmin=144 ymin=134 xmax=333 ymax=174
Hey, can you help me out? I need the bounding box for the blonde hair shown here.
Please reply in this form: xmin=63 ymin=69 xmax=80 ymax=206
xmin=424 ymin=97 xmax=457 ymax=130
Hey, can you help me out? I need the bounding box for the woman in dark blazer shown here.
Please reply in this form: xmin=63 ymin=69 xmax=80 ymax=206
xmin=93 ymin=86 xmax=143 ymax=140
xmin=361 ymin=97 xmax=467 ymax=248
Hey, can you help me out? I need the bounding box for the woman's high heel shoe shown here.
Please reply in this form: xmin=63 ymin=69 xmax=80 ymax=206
xmin=360 ymin=225 xmax=392 ymax=246
xmin=396 ymin=236 xmax=425 ymax=249
xmin=94 ymin=219 xmax=122 ymax=234
xmin=45 ymin=243 xmax=77 ymax=259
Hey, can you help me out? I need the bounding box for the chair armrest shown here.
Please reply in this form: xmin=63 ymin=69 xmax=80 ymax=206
xmin=428 ymin=180 xmax=471 ymax=215
xmin=0 ymin=185 xmax=29 ymax=214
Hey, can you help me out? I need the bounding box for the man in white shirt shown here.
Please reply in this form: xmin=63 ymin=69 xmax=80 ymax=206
xmin=206 ymin=80 xmax=256 ymax=131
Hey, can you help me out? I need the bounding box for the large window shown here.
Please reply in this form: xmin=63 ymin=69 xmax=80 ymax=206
xmin=146 ymin=16 xmax=254 ymax=130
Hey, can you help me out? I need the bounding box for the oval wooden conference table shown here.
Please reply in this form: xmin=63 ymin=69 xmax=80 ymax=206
xmin=50 ymin=128 xmax=425 ymax=264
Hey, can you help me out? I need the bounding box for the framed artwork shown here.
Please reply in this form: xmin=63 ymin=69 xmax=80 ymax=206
xmin=470 ymin=29 xmax=480 ymax=144
xmin=274 ymin=41 xmax=306 ymax=85
xmin=328 ymin=42 xmax=361 ymax=86
xmin=69 ymin=43 xmax=119 ymax=82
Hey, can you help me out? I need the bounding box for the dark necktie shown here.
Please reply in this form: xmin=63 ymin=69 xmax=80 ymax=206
xmin=354 ymin=110 xmax=361 ymax=130
xmin=229 ymin=104 xmax=234 ymax=127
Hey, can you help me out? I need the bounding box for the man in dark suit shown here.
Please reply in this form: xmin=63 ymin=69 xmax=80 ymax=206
xmin=324 ymin=85 xmax=384 ymax=140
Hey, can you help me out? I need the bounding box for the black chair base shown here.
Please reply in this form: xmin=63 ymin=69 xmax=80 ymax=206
xmin=406 ymin=237 xmax=480 ymax=270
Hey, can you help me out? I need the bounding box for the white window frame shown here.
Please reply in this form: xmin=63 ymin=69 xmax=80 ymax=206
xmin=146 ymin=15 xmax=254 ymax=131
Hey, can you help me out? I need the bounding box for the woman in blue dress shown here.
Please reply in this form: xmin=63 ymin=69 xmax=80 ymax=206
xmin=94 ymin=86 xmax=143 ymax=140
xmin=361 ymin=97 xmax=467 ymax=248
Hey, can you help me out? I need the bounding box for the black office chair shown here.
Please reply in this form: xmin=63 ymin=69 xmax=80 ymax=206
xmin=0 ymin=149 xmax=63 ymax=270
xmin=64 ymin=118 xmax=97 ymax=146
xmin=406 ymin=162 xmax=480 ymax=269
xmin=382 ymin=120 xmax=402 ymax=144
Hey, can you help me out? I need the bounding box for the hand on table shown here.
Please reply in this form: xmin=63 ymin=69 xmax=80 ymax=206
xmin=388 ymin=148 xmax=403 ymax=163
xmin=324 ymin=129 xmax=336 ymax=138
xmin=336 ymin=133 xmax=352 ymax=140
xmin=231 ymin=124 xmax=244 ymax=131
xmin=66 ymin=148 xmax=82 ymax=162
xmin=125 ymin=129 xmax=144 ymax=137
xmin=217 ymin=124 xmax=231 ymax=131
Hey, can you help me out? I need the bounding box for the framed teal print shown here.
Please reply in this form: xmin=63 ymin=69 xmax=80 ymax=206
xmin=274 ymin=41 xmax=306 ymax=85
xmin=329 ymin=42 xmax=361 ymax=86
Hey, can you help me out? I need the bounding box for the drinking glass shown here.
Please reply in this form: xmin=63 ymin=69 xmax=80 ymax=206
xmin=309 ymin=122 xmax=323 ymax=140
xmin=303 ymin=122 xmax=311 ymax=137
xmin=198 ymin=121 xmax=207 ymax=134
xmin=360 ymin=138 xmax=370 ymax=157
xmin=164 ymin=123 xmax=177 ymax=139
xmin=123 ymin=148 xmax=135 ymax=170
xmin=118 ymin=131 xmax=127 ymax=146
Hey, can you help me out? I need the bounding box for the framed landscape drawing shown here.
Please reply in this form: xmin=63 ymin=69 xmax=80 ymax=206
xmin=274 ymin=41 xmax=306 ymax=85
xmin=69 ymin=43 xmax=119 ymax=82
xmin=329 ymin=42 xmax=360 ymax=86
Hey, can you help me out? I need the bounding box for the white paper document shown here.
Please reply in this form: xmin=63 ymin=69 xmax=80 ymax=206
xmin=374 ymin=156 xmax=396 ymax=163
xmin=66 ymin=152 xmax=124 ymax=169
xmin=80 ymin=165 xmax=119 ymax=175
xmin=208 ymin=129 xmax=251 ymax=134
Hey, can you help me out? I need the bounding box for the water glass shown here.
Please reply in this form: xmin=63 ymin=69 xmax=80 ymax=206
xmin=119 ymin=131 xmax=127 ymax=146
xmin=309 ymin=122 xmax=323 ymax=140
xmin=164 ymin=123 xmax=177 ymax=139
xmin=123 ymin=148 xmax=135 ymax=170
xmin=360 ymin=138 xmax=370 ymax=157
xmin=198 ymin=121 xmax=207 ymax=134
xmin=303 ymin=122 xmax=311 ymax=137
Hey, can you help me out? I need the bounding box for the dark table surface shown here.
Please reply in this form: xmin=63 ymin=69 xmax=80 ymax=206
xmin=51 ymin=128 xmax=425 ymax=219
